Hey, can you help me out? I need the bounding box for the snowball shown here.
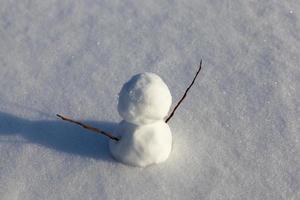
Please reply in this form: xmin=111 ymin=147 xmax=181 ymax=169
xmin=109 ymin=120 xmax=172 ymax=167
xmin=118 ymin=72 xmax=172 ymax=125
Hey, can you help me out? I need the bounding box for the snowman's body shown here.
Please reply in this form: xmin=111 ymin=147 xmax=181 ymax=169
xmin=109 ymin=73 xmax=172 ymax=167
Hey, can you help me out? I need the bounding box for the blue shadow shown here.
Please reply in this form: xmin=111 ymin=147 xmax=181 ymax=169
xmin=0 ymin=112 xmax=118 ymax=161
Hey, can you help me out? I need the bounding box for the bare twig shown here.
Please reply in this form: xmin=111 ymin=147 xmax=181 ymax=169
xmin=165 ymin=60 xmax=202 ymax=123
xmin=56 ymin=114 xmax=120 ymax=141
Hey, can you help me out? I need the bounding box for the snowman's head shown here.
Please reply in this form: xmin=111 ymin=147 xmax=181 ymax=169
xmin=118 ymin=72 xmax=172 ymax=125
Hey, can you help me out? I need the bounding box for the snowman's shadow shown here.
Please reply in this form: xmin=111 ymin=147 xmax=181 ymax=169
xmin=0 ymin=111 xmax=117 ymax=161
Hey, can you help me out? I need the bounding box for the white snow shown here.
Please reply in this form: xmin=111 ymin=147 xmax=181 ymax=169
xmin=109 ymin=120 xmax=172 ymax=167
xmin=111 ymin=72 xmax=173 ymax=167
xmin=118 ymin=72 xmax=172 ymax=125
xmin=0 ymin=0 xmax=300 ymax=200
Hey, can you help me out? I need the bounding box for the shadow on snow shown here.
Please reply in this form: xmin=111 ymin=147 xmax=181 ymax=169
xmin=0 ymin=111 xmax=118 ymax=161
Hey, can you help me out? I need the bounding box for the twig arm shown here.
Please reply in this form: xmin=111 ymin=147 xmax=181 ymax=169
xmin=56 ymin=114 xmax=119 ymax=141
xmin=165 ymin=60 xmax=202 ymax=123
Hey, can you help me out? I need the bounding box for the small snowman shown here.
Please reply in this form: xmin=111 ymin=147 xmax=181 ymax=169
xmin=109 ymin=73 xmax=172 ymax=167
xmin=57 ymin=61 xmax=202 ymax=168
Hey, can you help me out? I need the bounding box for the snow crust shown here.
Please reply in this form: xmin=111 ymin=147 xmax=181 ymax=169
xmin=109 ymin=120 xmax=172 ymax=167
xmin=118 ymin=72 xmax=172 ymax=125
xmin=0 ymin=0 xmax=300 ymax=200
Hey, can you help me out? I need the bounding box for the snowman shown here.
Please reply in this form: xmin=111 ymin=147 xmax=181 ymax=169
xmin=109 ymin=72 xmax=173 ymax=167
xmin=57 ymin=61 xmax=202 ymax=168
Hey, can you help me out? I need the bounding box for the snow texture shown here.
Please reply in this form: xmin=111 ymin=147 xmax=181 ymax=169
xmin=109 ymin=120 xmax=172 ymax=167
xmin=118 ymin=72 xmax=172 ymax=125
xmin=0 ymin=0 xmax=300 ymax=200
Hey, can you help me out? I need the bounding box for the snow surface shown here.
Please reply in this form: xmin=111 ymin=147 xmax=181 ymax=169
xmin=0 ymin=0 xmax=300 ymax=200
xmin=110 ymin=120 xmax=172 ymax=167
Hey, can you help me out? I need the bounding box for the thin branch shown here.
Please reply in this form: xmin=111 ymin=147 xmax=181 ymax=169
xmin=165 ymin=60 xmax=202 ymax=123
xmin=56 ymin=114 xmax=120 ymax=141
